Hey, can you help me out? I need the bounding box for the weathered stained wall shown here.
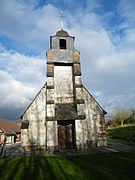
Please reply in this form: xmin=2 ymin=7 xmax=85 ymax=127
xmin=47 ymin=121 xmax=58 ymax=150
xmin=51 ymin=36 xmax=74 ymax=63
xmin=75 ymin=86 xmax=106 ymax=149
xmin=54 ymin=65 xmax=74 ymax=103
xmin=21 ymin=83 xmax=106 ymax=149
xmin=21 ymin=84 xmax=46 ymax=147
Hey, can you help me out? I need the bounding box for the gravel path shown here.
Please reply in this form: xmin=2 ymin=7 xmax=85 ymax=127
xmin=2 ymin=138 xmax=135 ymax=159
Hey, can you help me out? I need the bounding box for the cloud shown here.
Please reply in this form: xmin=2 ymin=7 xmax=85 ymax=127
xmin=0 ymin=70 xmax=35 ymax=120
xmin=0 ymin=0 xmax=60 ymax=53
xmin=0 ymin=44 xmax=45 ymax=85
xmin=86 ymin=0 xmax=102 ymax=12
xmin=0 ymin=0 xmax=135 ymax=120
xmin=118 ymin=0 xmax=135 ymax=28
xmin=0 ymin=44 xmax=45 ymax=120
xmin=0 ymin=71 xmax=34 ymax=107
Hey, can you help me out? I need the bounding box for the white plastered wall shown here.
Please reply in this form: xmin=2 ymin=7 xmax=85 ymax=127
xmin=47 ymin=121 xmax=58 ymax=148
xmin=21 ymin=85 xmax=46 ymax=147
xmin=54 ymin=66 xmax=74 ymax=103
xmin=75 ymin=86 xmax=105 ymax=147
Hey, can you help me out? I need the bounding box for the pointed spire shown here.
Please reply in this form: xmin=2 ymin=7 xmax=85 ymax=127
xmin=60 ymin=10 xmax=63 ymax=30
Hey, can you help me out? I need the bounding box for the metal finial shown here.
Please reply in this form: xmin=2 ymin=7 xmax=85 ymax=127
xmin=60 ymin=10 xmax=63 ymax=30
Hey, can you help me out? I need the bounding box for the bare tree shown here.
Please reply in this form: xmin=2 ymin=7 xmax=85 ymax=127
xmin=130 ymin=107 xmax=135 ymax=123
xmin=113 ymin=106 xmax=130 ymax=127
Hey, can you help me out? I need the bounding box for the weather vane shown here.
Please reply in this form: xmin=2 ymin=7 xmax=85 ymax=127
xmin=60 ymin=10 xmax=63 ymax=30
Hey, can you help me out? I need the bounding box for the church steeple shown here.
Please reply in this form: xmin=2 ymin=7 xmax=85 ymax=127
xmin=55 ymin=11 xmax=70 ymax=37
xmin=49 ymin=27 xmax=75 ymax=64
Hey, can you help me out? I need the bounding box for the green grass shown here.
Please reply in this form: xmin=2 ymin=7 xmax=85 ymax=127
xmin=0 ymin=152 xmax=135 ymax=180
xmin=107 ymin=123 xmax=135 ymax=142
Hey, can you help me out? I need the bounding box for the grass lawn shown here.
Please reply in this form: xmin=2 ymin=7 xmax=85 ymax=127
xmin=0 ymin=152 xmax=135 ymax=180
xmin=107 ymin=123 xmax=135 ymax=142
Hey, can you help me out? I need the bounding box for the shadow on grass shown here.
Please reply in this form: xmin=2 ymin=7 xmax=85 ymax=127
xmin=64 ymin=152 xmax=135 ymax=179
xmin=107 ymin=126 xmax=135 ymax=142
xmin=0 ymin=152 xmax=135 ymax=180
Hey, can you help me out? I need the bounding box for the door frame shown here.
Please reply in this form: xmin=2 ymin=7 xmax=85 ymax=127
xmin=57 ymin=120 xmax=76 ymax=150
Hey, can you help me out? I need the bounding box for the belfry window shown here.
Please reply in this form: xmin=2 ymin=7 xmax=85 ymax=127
xmin=59 ymin=39 xmax=66 ymax=49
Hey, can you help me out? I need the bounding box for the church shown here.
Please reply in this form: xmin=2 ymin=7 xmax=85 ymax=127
xmin=20 ymin=27 xmax=107 ymax=151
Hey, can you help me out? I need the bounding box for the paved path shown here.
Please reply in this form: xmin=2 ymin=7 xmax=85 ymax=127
xmin=102 ymin=137 xmax=135 ymax=153
xmin=2 ymin=138 xmax=135 ymax=159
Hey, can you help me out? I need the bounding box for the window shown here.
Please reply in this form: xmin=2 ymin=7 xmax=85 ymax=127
xmin=16 ymin=134 xmax=20 ymax=140
xmin=6 ymin=136 xmax=11 ymax=143
xmin=59 ymin=39 xmax=66 ymax=49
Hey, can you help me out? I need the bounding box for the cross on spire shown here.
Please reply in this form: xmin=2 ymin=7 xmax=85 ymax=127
xmin=60 ymin=10 xmax=63 ymax=30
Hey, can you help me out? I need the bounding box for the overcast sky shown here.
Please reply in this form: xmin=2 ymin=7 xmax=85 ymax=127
xmin=0 ymin=0 xmax=135 ymax=120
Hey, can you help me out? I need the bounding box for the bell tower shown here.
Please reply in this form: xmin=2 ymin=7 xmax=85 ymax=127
xmin=46 ymin=29 xmax=85 ymax=149
xmin=47 ymin=30 xmax=84 ymax=120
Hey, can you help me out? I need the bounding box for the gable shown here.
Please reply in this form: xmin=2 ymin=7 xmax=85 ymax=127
xmin=20 ymin=83 xmax=46 ymax=119
xmin=83 ymin=85 xmax=107 ymax=115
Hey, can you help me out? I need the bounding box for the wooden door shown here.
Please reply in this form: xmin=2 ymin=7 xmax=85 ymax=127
xmin=66 ymin=124 xmax=73 ymax=149
xmin=58 ymin=124 xmax=73 ymax=150
xmin=58 ymin=125 xmax=66 ymax=150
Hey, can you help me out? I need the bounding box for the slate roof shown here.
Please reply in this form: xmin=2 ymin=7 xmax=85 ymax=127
xmin=56 ymin=29 xmax=69 ymax=37
xmin=0 ymin=120 xmax=21 ymax=134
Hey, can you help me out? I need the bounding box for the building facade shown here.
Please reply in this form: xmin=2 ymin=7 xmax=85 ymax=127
xmin=21 ymin=29 xmax=107 ymax=151
xmin=0 ymin=120 xmax=21 ymax=144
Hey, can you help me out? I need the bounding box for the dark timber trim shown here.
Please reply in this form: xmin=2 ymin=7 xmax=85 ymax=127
xmin=73 ymin=62 xmax=80 ymax=64
xmin=54 ymin=62 xmax=73 ymax=66
xmin=47 ymin=100 xmax=54 ymax=104
xmin=76 ymin=99 xmax=85 ymax=104
xmin=74 ymin=72 xmax=82 ymax=76
xmin=21 ymin=120 xmax=29 ymax=129
xmin=46 ymin=85 xmax=54 ymax=89
xmin=75 ymin=84 xmax=83 ymax=88
xmin=47 ymin=72 xmax=54 ymax=77
xmin=47 ymin=62 xmax=54 ymax=64
xmin=75 ymin=115 xmax=86 ymax=120
xmin=46 ymin=117 xmax=55 ymax=121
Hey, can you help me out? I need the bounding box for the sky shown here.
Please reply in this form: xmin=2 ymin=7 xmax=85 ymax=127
xmin=0 ymin=0 xmax=135 ymax=120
